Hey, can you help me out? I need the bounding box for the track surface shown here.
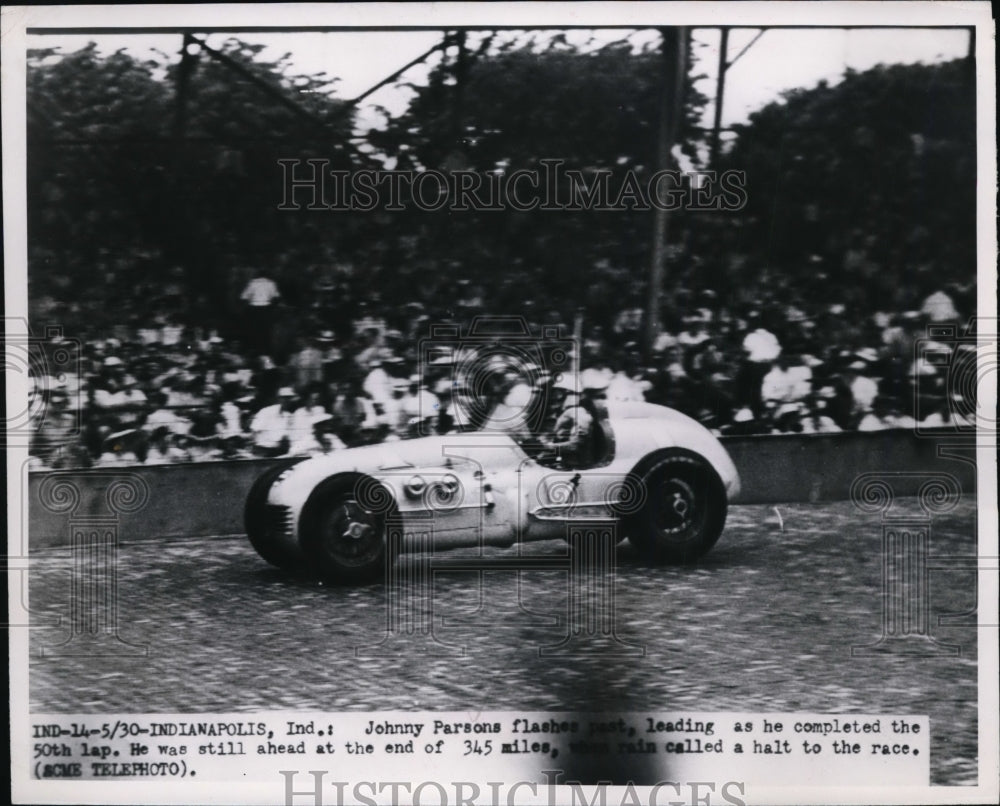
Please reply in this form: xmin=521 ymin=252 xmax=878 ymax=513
xmin=28 ymin=498 xmax=979 ymax=785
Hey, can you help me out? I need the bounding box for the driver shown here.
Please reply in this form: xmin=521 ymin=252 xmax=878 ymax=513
xmin=541 ymin=369 xmax=609 ymax=467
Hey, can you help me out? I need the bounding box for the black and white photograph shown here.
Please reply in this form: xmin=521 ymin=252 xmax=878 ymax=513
xmin=4 ymin=2 xmax=997 ymax=804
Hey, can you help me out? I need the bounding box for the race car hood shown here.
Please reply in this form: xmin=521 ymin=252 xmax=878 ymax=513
xmin=266 ymin=432 xmax=523 ymax=510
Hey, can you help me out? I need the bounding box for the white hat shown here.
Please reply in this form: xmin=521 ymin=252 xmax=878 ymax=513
xmin=277 ymin=386 xmax=297 ymax=397
xmin=733 ymin=407 xmax=754 ymax=423
xmin=103 ymin=356 xmax=123 ymax=367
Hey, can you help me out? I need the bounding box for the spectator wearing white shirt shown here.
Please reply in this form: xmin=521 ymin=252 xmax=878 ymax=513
xmin=846 ymin=360 xmax=879 ymax=419
xmin=920 ymin=290 xmax=959 ymax=322
xmin=143 ymin=391 xmax=191 ymax=436
xmin=362 ymin=359 xmax=394 ymax=412
xmin=240 ymin=271 xmax=281 ymax=355
xmin=92 ymin=376 xmax=146 ymax=412
xmin=737 ymin=323 xmax=782 ymax=417
xmin=250 ymin=387 xmax=296 ymax=456
xmin=761 ymin=355 xmax=812 ymax=411
xmin=289 ymin=388 xmax=330 ymax=454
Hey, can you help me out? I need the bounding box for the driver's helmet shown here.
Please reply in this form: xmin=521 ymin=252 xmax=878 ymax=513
xmin=580 ymin=368 xmax=610 ymax=392
xmin=551 ymin=373 xmax=579 ymax=393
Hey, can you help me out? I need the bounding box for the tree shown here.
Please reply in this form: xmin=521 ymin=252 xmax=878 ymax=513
xmin=717 ymin=58 xmax=976 ymax=309
xmin=363 ymin=31 xmax=709 ymax=326
xmin=27 ymin=39 xmax=360 ymax=324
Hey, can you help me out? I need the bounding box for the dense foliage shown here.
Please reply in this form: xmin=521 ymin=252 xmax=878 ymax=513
xmin=26 ymin=35 xmax=976 ymax=333
xmin=717 ymin=59 xmax=976 ymax=312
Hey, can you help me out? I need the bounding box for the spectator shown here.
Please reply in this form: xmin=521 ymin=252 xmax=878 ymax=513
xmin=331 ymin=376 xmax=379 ymax=447
xmin=846 ymin=358 xmax=880 ymax=420
xmin=362 ymin=359 xmax=394 ymax=414
xmin=31 ymin=387 xmax=91 ymax=468
xmin=144 ymin=390 xmax=191 ymax=437
xmin=145 ymin=425 xmax=191 ymax=464
xmin=801 ymin=387 xmax=843 ymax=433
xmin=737 ymin=323 xmax=782 ymax=417
xmin=240 ymin=270 xmax=281 ymax=355
xmin=249 ymin=387 xmax=297 ymax=457
xmin=217 ymin=384 xmax=246 ymax=441
xmin=607 ymin=346 xmax=651 ymax=403
xmin=761 ymin=354 xmax=812 ymax=417
xmin=289 ymin=335 xmax=325 ymax=389
xmin=311 ymin=330 xmax=342 ymax=379
xmin=921 ymin=290 xmax=959 ymax=322
xmin=94 ymin=428 xmax=144 ymax=467
xmin=289 ymin=386 xmax=330 ymax=454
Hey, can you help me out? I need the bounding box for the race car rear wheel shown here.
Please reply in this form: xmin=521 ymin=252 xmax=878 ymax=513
xmin=301 ymin=475 xmax=398 ymax=584
xmin=626 ymin=451 xmax=727 ymax=563
xmin=245 ymin=458 xmax=306 ymax=570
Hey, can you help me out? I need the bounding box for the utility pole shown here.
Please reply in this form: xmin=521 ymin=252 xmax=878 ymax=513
xmin=709 ymin=27 xmax=767 ymax=167
xmin=645 ymin=26 xmax=689 ymax=354
xmin=710 ymin=27 xmax=729 ymax=168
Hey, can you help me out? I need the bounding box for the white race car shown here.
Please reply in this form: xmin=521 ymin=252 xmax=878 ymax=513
xmin=245 ymin=400 xmax=740 ymax=583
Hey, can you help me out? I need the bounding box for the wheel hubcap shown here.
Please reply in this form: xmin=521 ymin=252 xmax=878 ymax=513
xmin=656 ymin=479 xmax=697 ymax=537
xmin=323 ymin=499 xmax=382 ymax=564
xmin=344 ymin=520 xmax=372 ymax=540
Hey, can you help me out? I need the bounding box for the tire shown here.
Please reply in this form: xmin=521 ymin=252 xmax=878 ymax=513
xmin=245 ymin=458 xmax=306 ymax=570
xmin=625 ymin=451 xmax=727 ymax=563
xmin=300 ymin=474 xmax=399 ymax=584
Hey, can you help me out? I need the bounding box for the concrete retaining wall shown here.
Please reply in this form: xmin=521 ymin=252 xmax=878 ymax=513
xmin=26 ymin=430 xmax=977 ymax=548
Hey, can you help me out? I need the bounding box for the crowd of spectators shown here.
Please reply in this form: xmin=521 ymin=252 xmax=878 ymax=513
xmin=26 ymin=248 xmax=976 ymax=470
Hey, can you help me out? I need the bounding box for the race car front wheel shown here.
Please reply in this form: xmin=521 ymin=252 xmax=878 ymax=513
xmin=245 ymin=458 xmax=306 ymax=570
xmin=301 ymin=475 xmax=398 ymax=583
xmin=626 ymin=451 xmax=727 ymax=563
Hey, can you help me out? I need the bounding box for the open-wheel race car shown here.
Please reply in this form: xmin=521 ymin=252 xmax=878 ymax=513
xmin=245 ymin=398 xmax=741 ymax=583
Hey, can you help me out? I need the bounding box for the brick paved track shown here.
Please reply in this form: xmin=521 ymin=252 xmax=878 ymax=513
xmin=27 ymin=500 xmax=979 ymax=784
